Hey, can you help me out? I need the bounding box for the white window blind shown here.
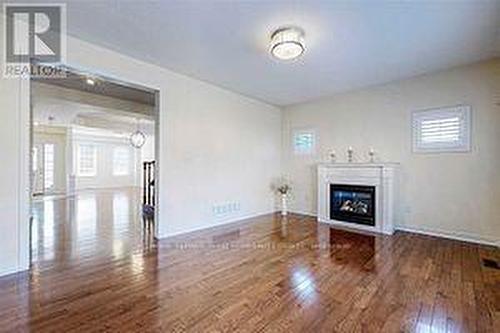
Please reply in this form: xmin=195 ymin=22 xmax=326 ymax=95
xmin=412 ymin=105 xmax=471 ymax=153
xmin=77 ymin=144 xmax=97 ymax=176
xmin=113 ymin=147 xmax=130 ymax=176
xmin=293 ymin=130 xmax=315 ymax=155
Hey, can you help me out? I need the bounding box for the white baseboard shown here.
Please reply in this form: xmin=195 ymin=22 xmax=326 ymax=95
xmin=287 ymin=211 xmax=498 ymax=247
xmin=0 ymin=265 xmax=25 ymax=278
xmin=288 ymin=210 xmax=317 ymax=218
xmin=395 ymin=225 xmax=499 ymax=247
xmin=157 ymin=209 xmax=499 ymax=248
xmin=158 ymin=210 xmax=278 ymax=239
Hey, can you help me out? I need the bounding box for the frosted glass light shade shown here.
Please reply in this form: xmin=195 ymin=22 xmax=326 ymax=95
xmin=270 ymin=27 xmax=305 ymax=61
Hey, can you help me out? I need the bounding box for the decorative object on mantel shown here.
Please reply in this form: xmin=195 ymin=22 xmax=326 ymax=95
xmin=276 ymin=182 xmax=291 ymax=216
xmin=347 ymin=146 xmax=354 ymax=163
xmin=329 ymin=150 xmax=337 ymax=163
xmin=368 ymin=148 xmax=375 ymax=163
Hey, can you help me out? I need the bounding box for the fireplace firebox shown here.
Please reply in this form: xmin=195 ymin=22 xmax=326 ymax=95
xmin=330 ymin=184 xmax=375 ymax=226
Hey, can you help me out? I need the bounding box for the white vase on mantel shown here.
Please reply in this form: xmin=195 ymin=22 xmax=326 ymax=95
xmin=281 ymin=194 xmax=288 ymax=216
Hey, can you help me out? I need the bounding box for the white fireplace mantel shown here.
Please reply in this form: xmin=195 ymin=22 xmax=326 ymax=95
xmin=317 ymin=163 xmax=400 ymax=235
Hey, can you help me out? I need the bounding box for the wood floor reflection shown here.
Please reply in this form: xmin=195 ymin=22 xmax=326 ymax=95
xmin=30 ymin=188 xmax=155 ymax=267
xmin=0 ymin=189 xmax=498 ymax=332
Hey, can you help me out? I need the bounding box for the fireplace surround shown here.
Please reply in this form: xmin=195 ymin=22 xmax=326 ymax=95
xmin=317 ymin=163 xmax=399 ymax=235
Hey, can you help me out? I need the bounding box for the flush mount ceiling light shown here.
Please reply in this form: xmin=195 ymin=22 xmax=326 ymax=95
xmin=85 ymin=77 xmax=96 ymax=86
xmin=270 ymin=27 xmax=305 ymax=61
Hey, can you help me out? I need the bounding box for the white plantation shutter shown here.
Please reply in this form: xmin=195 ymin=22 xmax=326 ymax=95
xmin=412 ymin=105 xmax=471 ymax=153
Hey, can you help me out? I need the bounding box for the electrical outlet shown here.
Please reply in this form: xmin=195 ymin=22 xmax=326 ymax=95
xmin=212 ymin=201 xmax=241 ymax=217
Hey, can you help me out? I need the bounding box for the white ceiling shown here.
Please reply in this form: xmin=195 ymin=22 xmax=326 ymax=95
xmin=44 ymin=0 xmax=500 ymax=106
xmin=33 ymin=99 xmax=155 ymax=135
xmin=33 ymin=83 xmax=155 ymax=135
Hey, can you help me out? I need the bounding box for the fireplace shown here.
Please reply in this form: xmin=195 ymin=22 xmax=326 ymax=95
xmin=330 ymin=184 xmax=375 ymax=226
xmin=318 ymin=164 xmax=398 ymax=234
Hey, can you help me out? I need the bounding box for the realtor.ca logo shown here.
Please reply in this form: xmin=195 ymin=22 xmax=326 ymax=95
xmin=3 ymin=3 xmax=66 ymax=78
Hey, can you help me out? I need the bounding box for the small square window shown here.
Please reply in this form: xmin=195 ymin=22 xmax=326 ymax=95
xmin=412 ymin=105 xmax=471 ymax=153
xmin=293 ymin=130 xmax=315 ymax=155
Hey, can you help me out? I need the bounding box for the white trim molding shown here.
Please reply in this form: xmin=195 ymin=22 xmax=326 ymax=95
xmin=289 ymin=210 xmax=498 ymax=247
xmin=289 ymin=210 xmax=317 ymax=218
xmin=396 ymin=226 xmax=499 ymax=247
xmin=158 ymin=211 xmax=278 ymax=239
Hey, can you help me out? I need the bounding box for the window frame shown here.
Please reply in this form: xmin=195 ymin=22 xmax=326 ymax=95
xmin=292 ymin=128 xmax=316 ymax=155
xmin=412 ymin=105 xmax=471 ymax=153
xmin=43 ymin=143 xmax=55 ymax=190
xmin=76 ymin=143 xmax=97 ymax=177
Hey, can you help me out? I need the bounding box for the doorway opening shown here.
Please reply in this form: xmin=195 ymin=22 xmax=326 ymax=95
xmin=29 ymin=66 xmax=159 ymax=266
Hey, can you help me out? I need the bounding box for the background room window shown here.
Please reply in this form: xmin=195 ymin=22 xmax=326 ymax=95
xmin=293 ymin=129 xmax=316 ymax=155
xmin=77 ymin=144 xmax=97 ymax=176
xmin=113 ymin=147 xmax=130 ymax=176
xmin=412 ymin=105 xmax=471 ymax=153
xmin=43 ymin=144 xmax=54 ymax=190
xmin=32 ymin=147 xmax=38 ymax=172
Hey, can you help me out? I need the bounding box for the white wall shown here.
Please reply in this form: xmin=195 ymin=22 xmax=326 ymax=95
xmin=282 ymin=59 xmax=500 ymax=245
xmin=0 ymin=69 xmax=29 ymax=276
xmin=140 ymin=136 xmax=155 ymax=163
xmin=163 ymin=80 xmax=281 ymax=236
xmin=0 ymin=14 xmax=282 ymax=275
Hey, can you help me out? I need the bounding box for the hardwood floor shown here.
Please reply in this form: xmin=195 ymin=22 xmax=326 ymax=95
xmin=0 ymin=189 xmax=499 ymax=332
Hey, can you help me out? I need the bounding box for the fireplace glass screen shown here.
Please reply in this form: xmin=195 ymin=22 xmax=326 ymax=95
xmin=330 ymin=184 xmax=375 ymax=226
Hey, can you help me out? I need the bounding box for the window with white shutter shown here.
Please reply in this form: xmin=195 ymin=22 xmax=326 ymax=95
xmin=412 ymin=105 xmax=471 ymax=153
